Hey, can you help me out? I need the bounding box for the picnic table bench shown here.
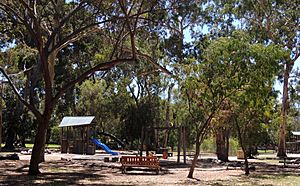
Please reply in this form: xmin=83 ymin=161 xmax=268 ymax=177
xmin=120 ymin=156 xmax=160 ymax=174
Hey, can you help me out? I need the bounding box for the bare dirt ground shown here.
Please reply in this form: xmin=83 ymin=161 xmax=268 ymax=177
xmin=0 ymin=152 xmax=300 ymax=186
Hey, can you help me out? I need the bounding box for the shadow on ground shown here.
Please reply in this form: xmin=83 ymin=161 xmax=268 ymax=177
xmin=0 ymin=160 xmax=131 ymax=186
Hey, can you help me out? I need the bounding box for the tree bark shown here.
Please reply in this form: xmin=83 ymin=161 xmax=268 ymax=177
xmin=187 ymin=132 xmax=200 ymax=178
xmin=177 ymin=127 xmax=181 ymax=164
xmin=164 ymin=84 xmax=173 ymax=147
xmin=242 ymin=147 xmax=250 ymax=176
xmin=28 ymin=117 xmax=50 ymax=175
xmin=216 ymin=129 xmax=229 ymax=162
xmin=4 ymin=125 xmax=15 ymax=150
xmin=277 ymin=62 xmax=291 ymax=158
xmin=183 ymin=126 xmax=187 ymax=164
xmin=234 ymin=117 xmax=250 ymax=175
xmin=0 ymin=92 xmax=2 ymax=150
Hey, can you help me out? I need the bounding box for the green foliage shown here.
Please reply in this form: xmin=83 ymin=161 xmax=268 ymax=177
xmin=76 ymin=79 xmax=126 ymax=134
xmin=49 ymin=126 xmax=60 ymax=144
xmin=201 ymin=138 xmax=216 ymax=153
xmin=201 ymin=137 xmax=239 ymax=156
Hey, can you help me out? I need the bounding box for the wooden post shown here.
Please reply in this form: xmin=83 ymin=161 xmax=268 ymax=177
xmin=82 ymin=126 xmax=85 ymax=154
xmin=183 ymin=126 xmax=187 ymax=164
xmin=61 ymin=128 xmax=63 ymax=152
xmin=177 ymin=127 xmax=181 ymax=164
xmin=67 ymin=127 xmax=69 ymax=153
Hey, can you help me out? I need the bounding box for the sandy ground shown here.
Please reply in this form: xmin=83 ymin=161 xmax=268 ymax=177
xmin=0 ymin=152 xmax=243 ymax=185
xmin=0 ymin=152 xmax=299 ymax=185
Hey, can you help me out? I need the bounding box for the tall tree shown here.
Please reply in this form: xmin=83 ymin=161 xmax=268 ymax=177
xmin=0 ymin=0 xmax=169 ymax=175
xmin=212 ymin=102 xmax=232 ymax=162
xmin=185 ymin=31 xmax=283 ymax=178
xmin=234 ymin=0 xmax=300 ymax=157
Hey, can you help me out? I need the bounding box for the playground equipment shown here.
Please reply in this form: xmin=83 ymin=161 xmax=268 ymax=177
xmin=59 ymin=116 xmax=96 ymax=155
xmin=140 ymin=125 xmax=187 ymax=164
xmin=91 ymin=138 xmax=118 ymax=155
xmin=97 ymin=131 xmax=126 ymax=149
xmin=59 ymin=116 xmax=122 ymax=155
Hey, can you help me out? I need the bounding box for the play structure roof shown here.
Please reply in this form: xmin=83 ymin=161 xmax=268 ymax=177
xmin=59 ymin=116 xmax=95 ymax=127
xmin=292 ymin=131 xmax=300 ymax=136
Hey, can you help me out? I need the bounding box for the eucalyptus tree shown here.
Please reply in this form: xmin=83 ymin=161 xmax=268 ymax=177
xmin=0 ymin=44 xmax=38 ymax=149
xmin=205 ymin=0 xmax=299 ymax=157
xmin=0 ymin=0 xmax=171 ymax=175
xmin=233 ymin=0 xmax=299 ymax=157
xmin=228 ymin=67 xmax=279 ymax=175
xmin=211 ymin=101 xmax=232 ymax=162
xmin=158 ymin=0 xmax=206 ymax=154
xmin=184 ymin=31 xmax=284 ymax=178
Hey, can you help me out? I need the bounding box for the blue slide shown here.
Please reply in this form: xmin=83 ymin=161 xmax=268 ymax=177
xmin=91 ymin=138 xmax=118 ymax=155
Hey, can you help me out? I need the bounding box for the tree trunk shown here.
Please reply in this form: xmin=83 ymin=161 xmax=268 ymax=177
xmin=0 ymin=96 xmax=2 ymax=150
xmin=164 ymin=84 xmax=173 ymax=147
xmin=187 ymin=132 xmax=200 ymax=178
xmin=140 ymin=126 xmax=144 ymax=156
xmin=28 ymin=117 xmax=49 ymax=175
xmin=277 ymin=62 xmax=291 ymax=158
xmin=183 ymin=126 xmax=187 ymax=164
xmin=216 ymin=129 xmax=229 ymax=162
xmin=177 ymin=127 xmax=181 ymax=163
xmin=225 ymin=131 xmax=229 ymax=159
xmin=4 ymin=125 xmax=15 ymax=150
xmin=242 ymin=148 xmax=250 ymax=175
xmin=234 ymin=118 xmax=250 ymax=175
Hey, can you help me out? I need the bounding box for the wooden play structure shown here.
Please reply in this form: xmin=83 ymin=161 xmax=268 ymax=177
xmin=286 ymin=131 xmax=300 ymax=153
xmin=59 ymin=116 xmax=96 ymax=155
xmin=140 ymin=125 xmax=187 ymax=164
xmin=121 ymin=156 xmax=160 ymax=174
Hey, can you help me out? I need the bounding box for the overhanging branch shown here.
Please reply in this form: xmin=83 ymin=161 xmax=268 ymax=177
xmin=52 ymin=58 xmax=134 ymax=104
xmin=0 ymin=67 xmax=42 ymax=120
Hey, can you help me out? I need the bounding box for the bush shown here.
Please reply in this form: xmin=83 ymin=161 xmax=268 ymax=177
xmin=229 ymin=138 xmax=239 ymax=156
xmin=49 ymin=126 xmax=60 ymax=144
xmin=201 ymin=138 xmax=216 ymax=153
xmin=200 ymin=137 xmax=239 ymax=155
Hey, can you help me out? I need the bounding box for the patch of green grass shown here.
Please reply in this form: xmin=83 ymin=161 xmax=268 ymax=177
xmin=46 ymin=144 xmax=60 ymax=149
xmin=258 ymin=150 xmax=276 ymax=154
xmin=26 ymin=144 xmax=60 ymax=149
xmin=1 ymin=143 xmax=60 ymax=149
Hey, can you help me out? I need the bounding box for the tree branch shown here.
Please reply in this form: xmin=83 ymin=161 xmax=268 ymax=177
xmin=0 ymin=67 xmax=42 ymax=120
xmin=52 ymin=58 xmax=134 ymax=104
xmin=134 ymin=49 xmax=172 ymax=75
xmin=45 ymin=0 xmax=89 ymax=50
xmin=19 ymin=0 xmax=36 ymax=19
xmin=0 ymin=2 xmax=36 ymax=39
xmin=119 ymin=0 xmax=137 ymax=59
